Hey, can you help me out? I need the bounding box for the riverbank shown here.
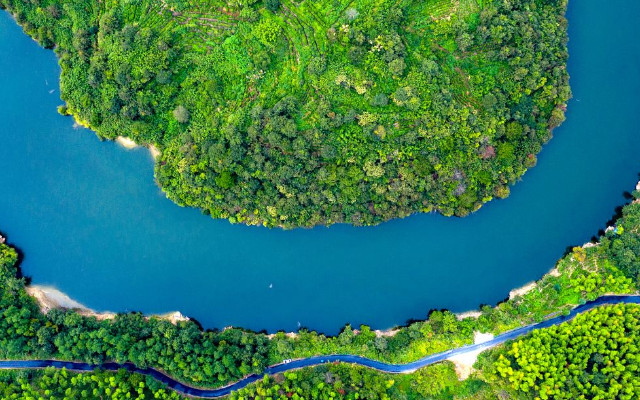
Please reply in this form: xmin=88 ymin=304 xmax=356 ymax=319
xmin=18 ymin=213 xmax=636 ymax=341
xmin=2 ymin=296 xmax=638 ymax=399
xmin=115 ymin=136 xmax=161 ymax=159
xmin=26 ymin=285 xmax=188 ymax=325
xmin=26 ymin=285 xmax=115 ymax=320
xmin=64 ymin=106 xmax=161 ymax=160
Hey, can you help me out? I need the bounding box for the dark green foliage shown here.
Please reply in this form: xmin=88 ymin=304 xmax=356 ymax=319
xmin=0 ymin=0 xmax=571 ymax=227
xmin=265 ymin=0 xmax=280 ymax=13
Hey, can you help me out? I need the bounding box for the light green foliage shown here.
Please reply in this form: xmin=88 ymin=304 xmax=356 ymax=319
xmin=173 ymin=105 xmax=190 ymax=123
xmin=0 ymin=368 xmax=184 ymax=399
xmin=227 ymin=361 xmax=493 ymax=399
xmin=0 ymin=0 xmax=570 ymax=227
xmin=253 ymin=18 xmax=280 ymax=47
xmin=411 ymin=362 xmax=459 ymax=397
xmin=493 ymin=304 xmax=640 ymax=400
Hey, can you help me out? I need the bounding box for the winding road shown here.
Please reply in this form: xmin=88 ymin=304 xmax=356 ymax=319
xmin=1 ymin=295 xmax=639 ymax=398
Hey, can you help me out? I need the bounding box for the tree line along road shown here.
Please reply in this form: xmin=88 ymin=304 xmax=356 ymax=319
xmin=1 ymin=295 xmax=639 ymax=398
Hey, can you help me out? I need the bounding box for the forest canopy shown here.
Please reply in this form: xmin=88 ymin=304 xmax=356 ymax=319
xmin=0 ymin=0 xmax=570 ymax=227
xmin=491 ymin=304 xmax=640 ymax=400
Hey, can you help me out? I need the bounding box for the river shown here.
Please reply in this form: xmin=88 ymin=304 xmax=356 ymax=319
xmin=0 ymin=0 xmax=639 ymax=334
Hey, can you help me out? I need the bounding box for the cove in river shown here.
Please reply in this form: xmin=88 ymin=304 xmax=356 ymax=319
xmin=1 ymin=0 xmax=639 ymax=335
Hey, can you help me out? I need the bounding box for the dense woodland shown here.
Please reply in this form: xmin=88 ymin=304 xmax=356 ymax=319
xmin=1 ymin=195 xmax=640 ymax=397
xmin=0 ymin=369 xmax=183 ymax=399
xmin=484 ymin=304 xmax=640 ymax=399
xmin=0 ymin=362 xmax=488 ymax=399
xmin=1 ymin=304 xmax=638 ymax=399
xmin=0 ymin=0 xmax=570 ymax=227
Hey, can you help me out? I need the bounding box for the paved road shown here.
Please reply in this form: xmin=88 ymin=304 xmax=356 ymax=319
xmin=1 ymin=295 xmax=639 ymax=398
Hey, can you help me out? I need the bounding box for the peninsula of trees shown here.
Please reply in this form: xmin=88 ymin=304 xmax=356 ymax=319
xmin=0 ymin=0 xmax=570 ymax=227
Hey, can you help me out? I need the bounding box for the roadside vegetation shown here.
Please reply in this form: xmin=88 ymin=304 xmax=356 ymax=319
xmin=229 ymin=303 xmax=640 ymax=399
xmin=0 ymin=0 xmax=570 ymax=227
xmin=2 ymin=304 xmax=638 ymax=399
xmin=0 ymin=369 xmax=183 ymax=400
xmin=0 ymin=244 xmax=270 ymax=388
xmin=481 ymin=303 xmax=640 ymax=399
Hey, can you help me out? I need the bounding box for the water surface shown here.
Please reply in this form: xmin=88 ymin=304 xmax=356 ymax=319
xmin=1 ymin=0 xmax=639 ymax=334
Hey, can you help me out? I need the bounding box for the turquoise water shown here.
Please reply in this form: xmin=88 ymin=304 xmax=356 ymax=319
xmin=1 ymin=0 xmax=639 ymax=334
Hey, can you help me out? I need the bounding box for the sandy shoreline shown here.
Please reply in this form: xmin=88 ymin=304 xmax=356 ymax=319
xmin=508 ymin=281 xmax=537 ymax=300
xmin=26 ymin=285 xmax=188 ymax=324
xmin=26 ymin=285 xmax=116 ymax=320
xmin=455 ymin=310 xmax=483 ymax=321
xmin=115 ymin=136 xmax=138 ymax=149
xmin=68 ymin=111 xmax=161 ymax=160
xmin=116 ymin=136 xmax=161 ymax=159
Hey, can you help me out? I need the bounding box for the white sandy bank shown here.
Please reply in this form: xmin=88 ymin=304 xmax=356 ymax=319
xmin=116 ymin=136 xmax=161 ymax=159
xmin=455 ymin=310 xmax=482 ymax=321
xmin=508 ymin=281 xmax=537 ymax=300
xmin=26 ymin=285 xmax=188 ymax=324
